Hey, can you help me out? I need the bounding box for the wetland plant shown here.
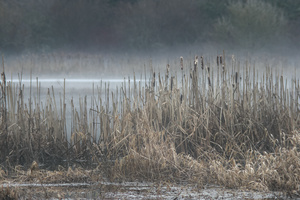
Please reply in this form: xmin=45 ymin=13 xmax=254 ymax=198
xmin=0 ymin=53 xmax=299 ymax=194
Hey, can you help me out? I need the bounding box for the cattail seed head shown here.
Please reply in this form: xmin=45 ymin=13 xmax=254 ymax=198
xmin=166 ymin=64 xmax=170 ymax=78
xmin=201 ymin=56 xmax=204 ymax=70
xmin=30 ymin=161 xmax=39 ymax=173
xmin=152 ymin=72 xmax=156 ymax=87
xmin=180 ymin=56 xmax=184 ymax=70
xmin=194 ymin=56 xmax=198 ymax=71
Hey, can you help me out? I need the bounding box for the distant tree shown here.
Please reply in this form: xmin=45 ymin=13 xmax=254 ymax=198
xmin=267 ymin=0 xmax=300 ymax=20
xmin=0 ymin=0 xmax=298 ymax=53
xmin=0 ymin=0 xmax=53 ymax=52
xmin=113 ymin=0 xmax=226 ymax=50
xmin=0 ymin=0 xmax=24 ymax=52
xmin=50 ymin=0 xmax=111 ymax=49
xmin=214 ymin=0 xmax=287 ymax=49
xmin=268 ymin=0 xmax=300 ymax=46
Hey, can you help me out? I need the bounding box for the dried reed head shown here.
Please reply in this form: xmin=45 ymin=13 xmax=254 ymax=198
xmin=30 ymin=161 xmax=39 ymax=173
xmin=180 ymin=56 xmax=184 ymax=70
xmin=194 ymin=55 xmax=198 ymax=70
xmin=152 ymin=72 xmax=156 ymax=87
xmin=166 ymin=64 xmax=170 ymax=78
xmin=194 ymin=56 xmax=198 ymax=69
xmin=231 ymin=54 xmax=235 ymax=63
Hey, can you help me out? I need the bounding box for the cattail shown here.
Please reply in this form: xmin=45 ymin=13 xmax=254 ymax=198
xmin=180 ymin=56 xmax=183 ymax=70
xmin=207 ymin=66 xmax=211 ymax=87
xmin=217 ymin=55 xmax=219 ymax=66
xmin=220 ymin=55 xmax=225 ymax=71
xmin=30 ymin=161 xmax=39 ymax=173
xmin=166 ymin=64 xmax=170 ymax=79
xmin=194 ymin=56 xmax=198 ymax=71
xmin=152 ymin=72 xmax=156 ymax=87
xmin=201 ymin=56 xmax=204 ymax=70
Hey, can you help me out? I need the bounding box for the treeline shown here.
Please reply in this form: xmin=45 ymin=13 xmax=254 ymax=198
xmin=0 ymin=0 xmax=299 ymax=53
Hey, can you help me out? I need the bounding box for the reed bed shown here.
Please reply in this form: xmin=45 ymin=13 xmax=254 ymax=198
xmin=0 ymin=53 xmax=299 ymax=195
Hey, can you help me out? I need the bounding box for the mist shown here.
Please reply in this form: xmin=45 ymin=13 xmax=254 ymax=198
xmin=1 ymin=0 xmax=299 ymax=107
xmin=1 ymin=0 xmax=299 ymax=54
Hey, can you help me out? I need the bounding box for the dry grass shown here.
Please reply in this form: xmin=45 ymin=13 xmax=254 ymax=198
xmin=0 ymin=52 xmax=299 ymax=195
xmin=0 ymin=187 xmax=18 ymax=200
xmin=3 ymin=163 xmax=95 ymax=184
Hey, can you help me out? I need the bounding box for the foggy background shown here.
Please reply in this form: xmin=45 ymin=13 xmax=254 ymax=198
xmin=1 ymin=0 xmax=300 ymax=79
xmin=0 ymin=0 xmax=299 ymax=54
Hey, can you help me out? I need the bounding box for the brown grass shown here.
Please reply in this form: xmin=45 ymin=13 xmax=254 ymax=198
xmin=0 ymin=53 xmax=299 ymax=194
xmin=0 ymin=187 xmax=18 ymax=200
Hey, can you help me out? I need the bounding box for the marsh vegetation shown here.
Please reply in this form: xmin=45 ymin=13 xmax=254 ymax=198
xmin=0 ymin=52 xmax=299 ymax=199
